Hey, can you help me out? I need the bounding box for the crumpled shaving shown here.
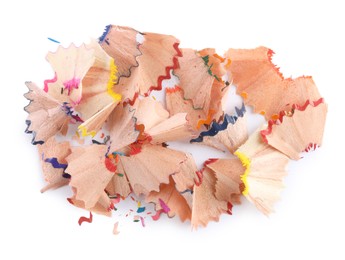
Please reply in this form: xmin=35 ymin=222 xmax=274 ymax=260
xmin=24 ymin=25 xmax=327 ymax=230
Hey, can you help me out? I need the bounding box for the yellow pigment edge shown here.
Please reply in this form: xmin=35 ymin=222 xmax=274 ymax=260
xmin=234 ymin=151 xmax=250 ymax=196
xmin=78 ymin=124 xmax=96 ymax=138
xmin=107 ymin=59 xmax=122 ymax=101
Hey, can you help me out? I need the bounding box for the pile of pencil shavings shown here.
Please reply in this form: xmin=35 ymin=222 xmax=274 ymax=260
xmin=24 ymin=25 xmax=327 ymax=229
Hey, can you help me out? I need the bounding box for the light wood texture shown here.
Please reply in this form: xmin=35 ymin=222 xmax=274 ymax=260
xmin=225 ymin=47 xmax=321 ymax=119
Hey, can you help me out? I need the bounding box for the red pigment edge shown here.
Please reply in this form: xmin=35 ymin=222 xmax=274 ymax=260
xmin=194 ymin=169 xmax=204 ymax=186
xmin=124 ymin=92 xmax=139 ymax=106
xmin=204 ymin=158 xmax=218 ymax=166
xmin=125 ymin=41 xmax=182 ymax=105
xmin=105 ymin=157 xmax=117 ymax=172
xmin=129 ymin=144 xmax=142 ymax=155
xmin=227 ymin=202 xmax=233 ymax=215
xmin=166 ymin=85 xmax=182 ymax=94
xmin=260 ymin=97 xmax=325 ymax=143
xmin=145 ymin=42 xmax=182 ymax=96
xmin=78 ymin=212 xmax=93 ymax=226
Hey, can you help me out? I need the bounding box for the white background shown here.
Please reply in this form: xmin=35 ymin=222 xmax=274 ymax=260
xmin=1 ymin=0 xmax=344 ymax=259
